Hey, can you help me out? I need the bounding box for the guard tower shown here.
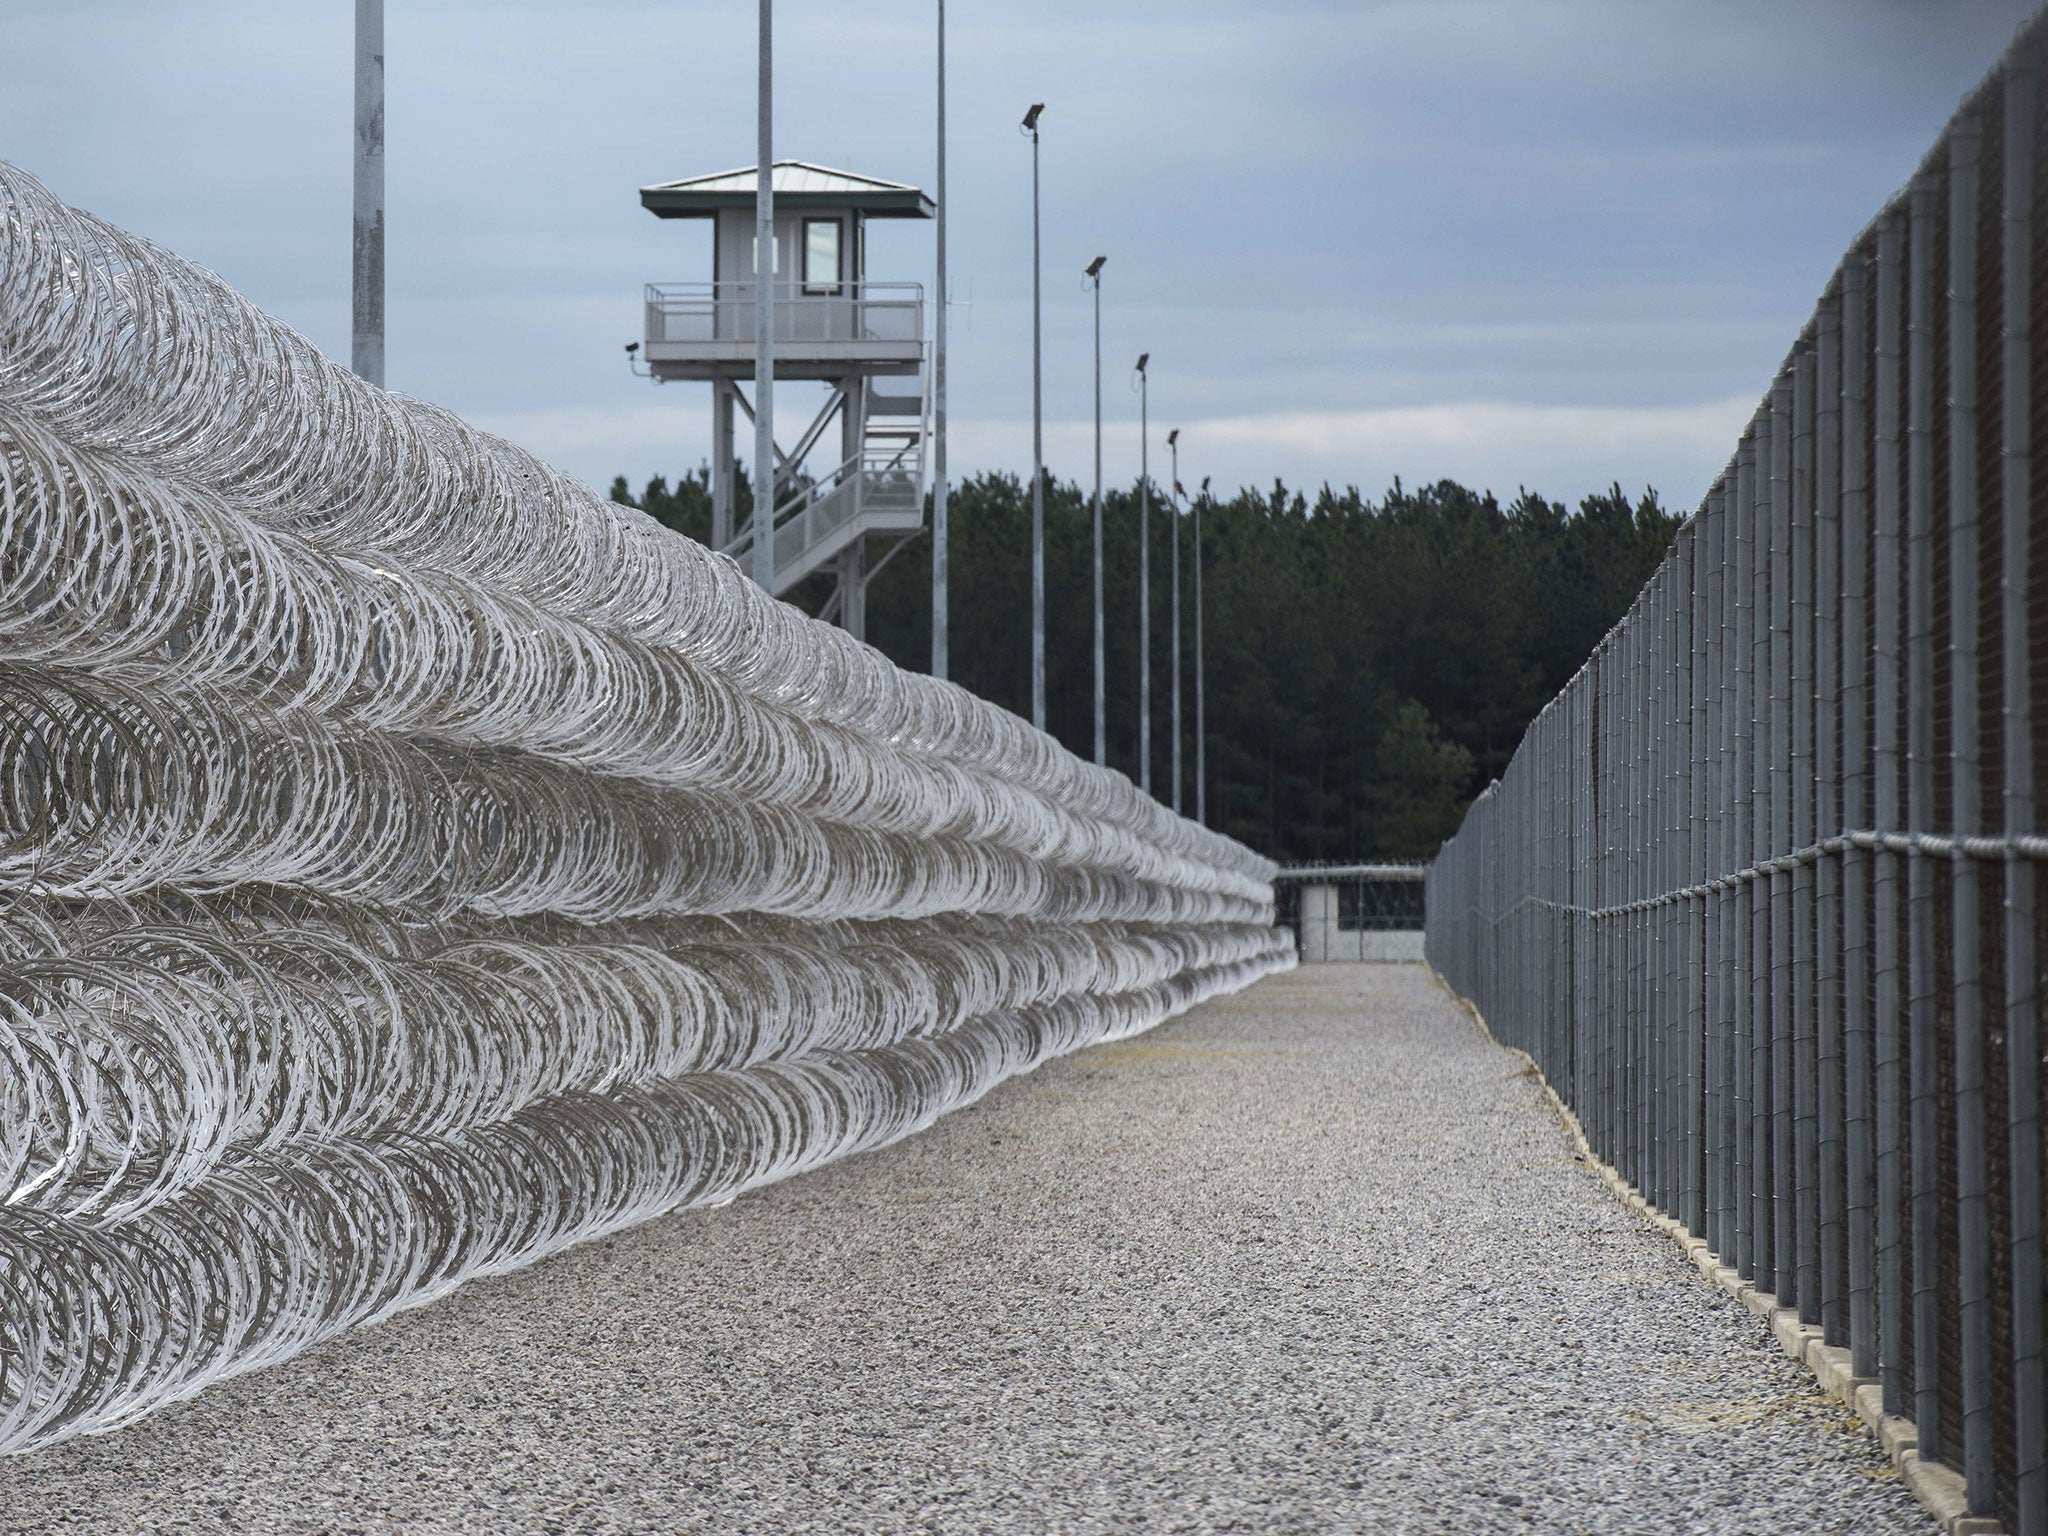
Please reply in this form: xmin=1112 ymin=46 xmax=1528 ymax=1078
xmin=638 ymin=161 xmax=934 ymax=639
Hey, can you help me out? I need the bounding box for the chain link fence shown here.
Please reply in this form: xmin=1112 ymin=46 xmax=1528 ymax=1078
xmin=1426 ymin=19 xmax=2048 ymax=1534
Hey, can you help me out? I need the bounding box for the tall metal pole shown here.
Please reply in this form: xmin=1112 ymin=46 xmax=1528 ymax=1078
xmin=1027 ymin=108 xmax=1045 ymax=731
xmin=1089 ymin=258 xmax=1106 ymax=767
xmin=931 ymin=0 xmax=949 ymax=677
xmin=752 ymin=0 xmax=776 ymax=593
xmin=1196 ymin=474 xmax=1208 ymax=824
xmin=351 ymin=0 xmax=384 ymax=386
xmin=1138 ymin=356 xmax=1151 ymax=796
xmin=1169 ymin=430 xmax=1182 ymax=816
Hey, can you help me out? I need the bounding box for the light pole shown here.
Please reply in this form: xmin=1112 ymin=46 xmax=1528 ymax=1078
xmin=1086 ymin=255 xmax=1107 ymax=767
xmin=351 ymin=0 xmax=383 ymax=385
xmin=1022 ymin=104 xmax=1045 ymax=730
xmin=931 ymin=0 xmax=949 ymax=677
xmin=1135 ymin=352 xmax=1151 ymax=797
xmin=1168 ymin=427 xmax=1182 ymax=817
xmin=752 ymin=0 xmax=776 ymax=592
xmin=1197 ymin=474 xmax=1210 ymax=825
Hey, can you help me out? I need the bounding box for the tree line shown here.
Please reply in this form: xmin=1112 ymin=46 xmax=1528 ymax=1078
xmin=608 ymin=468 xmax=1682 ymax=864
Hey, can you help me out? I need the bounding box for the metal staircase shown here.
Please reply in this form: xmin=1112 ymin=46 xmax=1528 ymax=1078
xmin=723 ymin=372 xmax=930 ymax=595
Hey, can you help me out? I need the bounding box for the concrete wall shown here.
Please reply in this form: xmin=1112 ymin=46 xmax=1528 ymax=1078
xmin=1296 ymin=884 xmax=1427 ymax=963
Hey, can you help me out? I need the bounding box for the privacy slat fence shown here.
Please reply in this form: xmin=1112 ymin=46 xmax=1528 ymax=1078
xmin=1427 ymin=19 xmax=2048 ymax=1535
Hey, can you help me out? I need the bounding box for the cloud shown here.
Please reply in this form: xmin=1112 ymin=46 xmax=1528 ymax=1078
xmin=471 ymin=402 xmax=687 ymax=460
xmin=10 ymin=0 xmax=2030 ymax=525
xmin=482 ymin=394 xmax=1757 ymax=512
xmin=953 ymin=398 xmax=1755 ymax=506
xmin=1189 ymin=397 xmax=1753 ymax=462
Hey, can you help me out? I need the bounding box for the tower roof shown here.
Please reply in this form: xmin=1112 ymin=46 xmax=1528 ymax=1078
xmin=641 ymin=161 xmax=934 ymax=220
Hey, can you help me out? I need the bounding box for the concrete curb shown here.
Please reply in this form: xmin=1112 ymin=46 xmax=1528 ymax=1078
xmin=1432 ymin=973 xmax=2005 ymax=1536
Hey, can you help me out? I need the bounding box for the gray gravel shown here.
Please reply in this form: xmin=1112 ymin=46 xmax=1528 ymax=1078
xmin=1 ymin=964 xmax=1931 ymax=1535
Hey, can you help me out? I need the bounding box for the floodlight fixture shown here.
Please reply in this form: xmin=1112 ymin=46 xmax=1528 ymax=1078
xmin=1136 ymin=351 xmax=1149 ymax=373
xmin=1167 ymin=428 xmax=1179 ymax=447
xmin=1023 ymin=103 xmax=1044 ymax=131
xmin=1085 ymin=254 xmax=1107 ymax=278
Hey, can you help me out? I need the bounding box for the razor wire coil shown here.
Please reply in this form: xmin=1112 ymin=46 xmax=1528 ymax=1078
xmin=0 ymin=160 xmax=1293 ymax=1455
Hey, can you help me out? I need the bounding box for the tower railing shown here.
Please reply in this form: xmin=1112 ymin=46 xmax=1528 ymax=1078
xmin=644 ymin=280 xmax=923 ymax=347
xmin=721 ymin=418 xmax=928 ymax=592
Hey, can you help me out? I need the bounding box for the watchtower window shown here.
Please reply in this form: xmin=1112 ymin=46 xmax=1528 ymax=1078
xmin=803 ymin=219 xmax=843 ymax=295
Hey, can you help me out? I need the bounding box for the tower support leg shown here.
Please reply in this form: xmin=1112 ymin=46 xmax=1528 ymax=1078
xmin=840 ymin=540 xmax=866 ymax=643
xmin=839 ymin=370 xmax=867 ymax=641
xmin=712 ymin=377 xmax=736 ymax=549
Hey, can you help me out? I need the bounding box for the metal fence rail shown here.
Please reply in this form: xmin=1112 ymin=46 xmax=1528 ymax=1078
xmin=1426 ymin=20 xmax=2047 ymax=1535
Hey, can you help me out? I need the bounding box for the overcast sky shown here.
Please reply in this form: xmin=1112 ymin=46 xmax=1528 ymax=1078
xmin=8 ymin=1 xmax=2040 ymax=510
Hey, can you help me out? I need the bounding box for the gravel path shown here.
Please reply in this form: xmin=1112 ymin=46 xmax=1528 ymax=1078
xmin=2 ymin=965 xmax=1931 ymax=1536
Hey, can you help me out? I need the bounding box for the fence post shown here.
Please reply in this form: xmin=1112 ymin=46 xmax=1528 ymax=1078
xmin=1815 ymin=287 xmax=1847 ymax=1347
xmin=1687 ymin=527 xmax=1707 ymax=1235
xmin=1735 ymin=431 xmax=1760 ymax=1281
xmin=1947 ymin=113 xmax=1994 ymax=1517
xmin=1754 ymin=404 xmax=1778 ymax=1297
xmin=1875 ymin=205 xmax=1908 ymax=1422
xmin=1793 ymin=347 xmax=1821 ymax=1327
xmin=1905 ymin=167 xmax=1943 ymax=1460
xmin=2001 ymin=59 xmax=2044 ymax=1536
xmin=1770 ymin=369 xmax=1797 ymax=1303
xmin=1842 ymin=245 xmax=1879 ymax=1385
xmin=1716 ymin=475 xmax=1741 ymax=1265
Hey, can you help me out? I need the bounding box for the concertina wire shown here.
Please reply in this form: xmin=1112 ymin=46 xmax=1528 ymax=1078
xmin=0 ymin=161 xmax=1294 ymax=1453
